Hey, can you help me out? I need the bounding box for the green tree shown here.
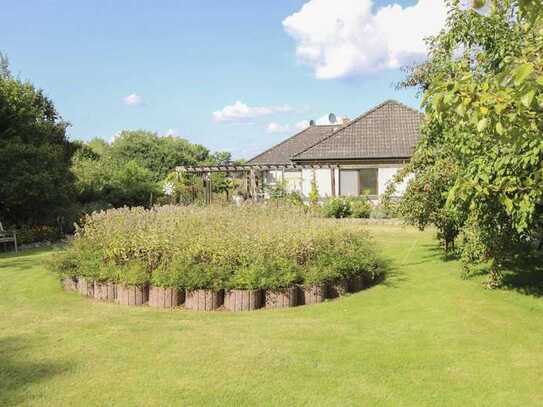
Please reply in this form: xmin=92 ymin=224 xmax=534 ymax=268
xmin=0 ymin=59 xmax=76 ymax=226
xmin=391 ymin=0 xmax=543 ymax=282
xmin=109 ymin=130 xmax=210 ymax=182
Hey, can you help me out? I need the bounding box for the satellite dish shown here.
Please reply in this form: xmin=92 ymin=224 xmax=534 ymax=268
xmin=309 ymin=119 xmax=316 ymax=126
xmin=328 ymin=113 xmax=337 ymax=124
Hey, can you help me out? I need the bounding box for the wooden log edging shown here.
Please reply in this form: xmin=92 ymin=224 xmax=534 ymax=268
xmin=265 ymin=287 xmax=298 ymax=309
xmin=301 ymin=284 xmax=327 ymax=305
xmin=185 ymin=289 xmax=224 ymax=311
xmin=65 ymin=274 xmax=379 ymax=311
xmin=78 ymin=277 xmax=94 ymax=297
xmin=117 ymin=284 xmax=148 ymax=306
xmin=224 ymin=289 xmax=262 ymax=311
xmin=149 ymin=286 xmax=182 ymax=309
xmin=62 ymin=277 xmax=78 ymax=292
xmin=94 ymin=281 xmax=117 ymax=302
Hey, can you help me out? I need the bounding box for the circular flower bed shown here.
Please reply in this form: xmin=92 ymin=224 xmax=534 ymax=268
xmin=49 ymin=205 xmax=385 ymax=311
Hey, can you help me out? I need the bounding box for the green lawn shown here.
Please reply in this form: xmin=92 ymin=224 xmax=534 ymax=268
xmin=1 ymin=225 xmax=543 ymax=406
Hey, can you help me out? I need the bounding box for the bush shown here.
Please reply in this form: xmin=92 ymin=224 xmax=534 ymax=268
xmin=227 ymin=263 xmax=267 ymax=290
xmin=322 ymin=198 xmax=352 ymax=218
xmin=49 ymin=205 xmax=384 ymax=291
xmin=322 ymin=196 xmax=372 ymax=219
xmin=116 ymin=261 xmax=149 ymax=286
xmin=15 ymin=224 xmax=60 ymax=245
xmin=348 ymin=196 xmax=372 ymax=219
xmin=149 ymin=259 xmax=183 ymax=288
xmin=47 ymin=250 xmax=79 ymax=279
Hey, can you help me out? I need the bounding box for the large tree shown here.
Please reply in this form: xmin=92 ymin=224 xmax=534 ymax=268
xmin=389 ymin=0 xmax=543 ymax=283
xmin=0 ymin=54 xmax=76 ymax=226
xmin=108 ymin=130 xmax=210 ymax=182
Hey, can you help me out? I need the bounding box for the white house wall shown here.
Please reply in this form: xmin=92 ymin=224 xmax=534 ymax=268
xmin=377 ymin=167 xmax=410 ymax=196
xmin=262 ymin=165 xmax=407 ymax=199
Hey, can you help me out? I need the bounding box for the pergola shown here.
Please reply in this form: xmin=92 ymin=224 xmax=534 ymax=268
xmin=176 ymin=163 xmax=338 ymax=203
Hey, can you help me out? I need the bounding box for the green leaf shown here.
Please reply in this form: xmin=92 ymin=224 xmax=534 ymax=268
xmin=477 ymin=118 xmax=489 ymax=132
xmin=537 ymin=76 xmax=543 ymax=86
xmin=455 ymin=104 xmax=466 ymax=117
xmin=513 ymin=63 xmax=534 ymax=86
xmin=521 ymin=90 xmax=535 ymax=107
xmin=502 ymin=197 xmax=514 ymax=213
xmin=496 ymin=122 xmax=504 ymax=135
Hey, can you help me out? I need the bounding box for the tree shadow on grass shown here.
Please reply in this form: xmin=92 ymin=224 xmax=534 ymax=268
xmin=500 ymin=254 xmax=543 ymax=298
xmin=378 ymin=257 xmax=408 ymax=289
xmin=0 ymin=336 xmax=74 ymax=405
xmin=0 ymin=248 xmax=57 ymax=272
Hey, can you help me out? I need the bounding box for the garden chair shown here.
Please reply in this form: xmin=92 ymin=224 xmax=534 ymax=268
xmin=0 ymin=222 xmax=17 ymax=253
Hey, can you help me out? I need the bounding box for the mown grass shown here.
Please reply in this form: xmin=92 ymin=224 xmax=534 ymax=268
xmin=1 ymin=225 xmax=543 ymax=406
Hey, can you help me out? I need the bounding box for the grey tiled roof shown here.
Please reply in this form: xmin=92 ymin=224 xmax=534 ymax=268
xmin=247 ymin=125 xmax=337 ymax=165
xmin=293 ymin=100 xmax=423 ymax=161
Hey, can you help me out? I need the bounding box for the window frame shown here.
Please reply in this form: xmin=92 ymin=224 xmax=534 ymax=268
xmin=358 ymin=168 xmax=379 ymax=197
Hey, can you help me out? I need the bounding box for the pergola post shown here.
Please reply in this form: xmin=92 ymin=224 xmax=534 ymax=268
xmin=207 ymin=172 xmax=212 ymax=204
xmin=331 ymin=166 xmax=336 ymax=197
xmin=249 ymin=168 xmax=257 ymax=201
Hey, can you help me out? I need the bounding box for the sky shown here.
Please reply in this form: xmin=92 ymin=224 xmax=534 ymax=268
xmin=1 ymin=0 xmax=449 ymax=159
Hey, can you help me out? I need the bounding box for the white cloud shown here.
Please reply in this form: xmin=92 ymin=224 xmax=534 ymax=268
xmin=266 ymin=122 xmax=291 ymax=134
xmin=109 ymin=131 xmax=122 ymax=143
xmin=315 ymin=113 xmax=347 ymax=125
xmin=165 ymin=128 xmax=179 ymax=137
xmin=283 ymin=0 xmax=448 ymax=79
xmin=213 ymin=100 xmax=294 ymax=123
xmin=295 ymin=120 xmax=310 ymax=131
xmin=123 ymin=93 xmax=144 ymax=106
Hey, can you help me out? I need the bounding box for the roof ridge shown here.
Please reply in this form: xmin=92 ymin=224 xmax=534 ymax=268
xmin=291 ymin=99 xmax=422 ymax=161
xmin=246 ymin=124 xmax=332 ymax=164
xmin=292 ymin=100 xmax=396 ymax=159
xmin=386 ymin=99 xmax=424 ymax=117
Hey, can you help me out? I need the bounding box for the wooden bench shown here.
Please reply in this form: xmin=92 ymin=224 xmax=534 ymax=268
xmin=0 ymin=222 xmax=17 ymax=253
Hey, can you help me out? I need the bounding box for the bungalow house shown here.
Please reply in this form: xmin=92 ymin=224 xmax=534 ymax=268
xmin=246 ymin=100 xmax=422 ymax=200
xmin=176 ymin=99 xmax=422 ymax=202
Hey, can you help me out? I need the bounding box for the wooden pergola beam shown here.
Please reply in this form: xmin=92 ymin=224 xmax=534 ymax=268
xmin=175 ymin=163 xmax=337 ymax=174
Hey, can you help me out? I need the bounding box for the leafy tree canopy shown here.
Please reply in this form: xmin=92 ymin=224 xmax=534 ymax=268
xmin=0 ymin=54 xmax=76 ymax=226
xmin=388 ymin=0 xmax=543 ymax=283
xmin=108 ymin=130 xmax=210 ymax=182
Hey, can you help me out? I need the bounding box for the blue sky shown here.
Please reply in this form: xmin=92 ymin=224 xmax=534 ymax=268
xmin=1 ymin=0 xmax=447 ymax=159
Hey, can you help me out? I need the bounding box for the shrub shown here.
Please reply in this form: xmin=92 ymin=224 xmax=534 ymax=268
xmin=180 ymin=262 xmax=229 ymax=290
xmin=322 ymin=198 xmax=352 ymax=218
xmin=53 ymin=205 xmax=384 ymax=291
xmin=149 ymin=259 xmax=183 ymax=288
xmin=227 ymin=264 xmax=267 ymax=290
xmin=260 ymin=258 xmax=301 ymax=290
xmin=116 ymin=261 xmax=149 ymax=286
xmin=47 ymin=251 xmax=79 ymax=279
xmin=348 ymin=196 xmax=372 ymax=219
xmin=285 ymin=192 xmax=304 ymax=207
xmin=309 ymin=177 xmax=319 ymax=206
xmin=16 ymin=224 xmax=60 ymax=245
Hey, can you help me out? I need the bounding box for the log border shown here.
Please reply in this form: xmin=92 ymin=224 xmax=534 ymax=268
xmin=62 ymin=275 xmax=378 ymax=312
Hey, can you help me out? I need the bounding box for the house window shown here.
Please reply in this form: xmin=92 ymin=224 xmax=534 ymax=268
xmin=359 ymin=168 xmax=378 ymax=196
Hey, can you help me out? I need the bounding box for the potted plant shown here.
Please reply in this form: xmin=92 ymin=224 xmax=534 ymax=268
xmin=224 ymin=264 xmax=264 ymax=311
xmin=149 ymin=261 xmax=183 ymax=309
xmin=116 ymin=261 xmax=149 ymax=306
